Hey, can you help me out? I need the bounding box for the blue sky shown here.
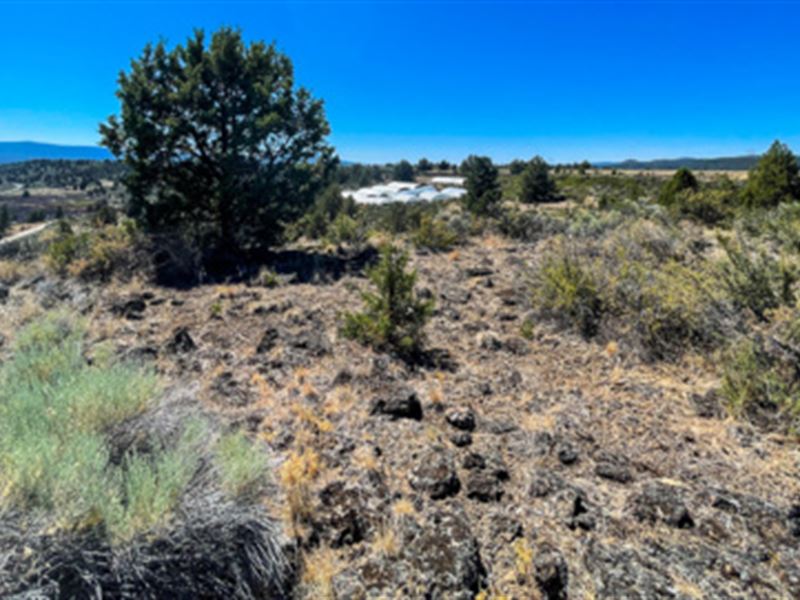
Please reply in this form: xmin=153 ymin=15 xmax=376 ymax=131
xmin=1 ymin=0 xmax=799 ymax=163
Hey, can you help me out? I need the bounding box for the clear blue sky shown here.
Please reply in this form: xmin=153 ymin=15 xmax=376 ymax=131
xmin=1 ymin=0 xmax=799 ymax=163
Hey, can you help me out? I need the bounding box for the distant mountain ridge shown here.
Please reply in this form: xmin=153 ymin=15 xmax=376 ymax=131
xmin=597 ymin=155 xmax=759 ymax=171
xmin=0 ymin=141 xmax=113 ymax=164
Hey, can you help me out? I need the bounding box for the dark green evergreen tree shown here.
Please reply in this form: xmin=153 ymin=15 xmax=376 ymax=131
xmin=460 ymin=155 xmax=501 ymax=216
xmin=742 ymin=141 xmax=800 ymax=208
xmin=100 ymin=28 xmax=335 ymax=253
xmin=392 ymin=160 xmax=415 ymax=182
xmin=520 ymin=156 xmax=557 ymax=203
xmin=0 ymin=205 xmax=10 ymax=237
xmin=658 ymin=167 xmax=698 ymax=207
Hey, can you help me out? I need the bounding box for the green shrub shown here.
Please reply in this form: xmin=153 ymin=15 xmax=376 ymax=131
xmin=296 ymin=185 xmax=357 ymax=240
xmin=671 ymin=188 xmax=734 ymax=225
xmin=742 ymin=140 xmax=800 ymax=208
xmin=634 ymin=260 xmax=723 ymax=359
xmin=0 ymin=312 xmax=272 ymax=545
xmin=215 ymin=431 xmax=269 ymax=499
xmin=720 ymin=337 xmax=799 ymax=431
xmin=717 ymin=235 xmax=797 ymax=321
xmin=658 ymin=167 xmax=698 ymax=207
xmin=327 ymin=213 xmax=366 ymax=247
xmin=412 ymin=214 xmax=458 ymax=251
xmin=532 ymin=224 xmax=728 ymax=359
xmin=532 ymin=246 xmax=603 ymax=337
xmin=45 ymin=221 xmax=140 ymax=281
xmin=341 ymin=244 xmax=434 ymax=357
xmin=0 ymin=314 xmax=160 ymax=536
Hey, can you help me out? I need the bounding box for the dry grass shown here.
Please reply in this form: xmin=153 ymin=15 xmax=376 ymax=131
xmin=300 ymin=546 xmax=342 ymax=600
xmin=280 ymin=447 xmax=322 ymax=532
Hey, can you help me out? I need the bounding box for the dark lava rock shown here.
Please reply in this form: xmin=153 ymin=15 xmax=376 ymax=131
xmin=253 ymin=300 xmax=293 ymax=315
xmin=534 ymin=545 xmax=569 ymax=600
xmin=125 ymin=345 xmax=158 ymax=362
xmin=331 ymin=368 xmax=353 ymax=387
xmin=209 ymin=371 xmax=252 ymax=407
xmin=628 ymin=481 xmax=694 ymax=529
xmin=450 ymin=432 xmax=473 ymax=447
xmin=466 ymin=471 xmax=504 ymax=503
xmin=691 ymin=389 xmax=724 ymax=419
xmin=594 ymin=452 xmax=634 ymax=484
xmin=256 ymin=327 xmax=281 ymax=353
xmin=314 ymin=481 xmax=374 ymax=547
xmin=462 ymin=451 xmax=508 ymax=503
xmin=789 ymin=504 xmax=800 ymax=538
xmin=111 ymin=296 xmax=146 ymax=320
xmin=464 ymin=266 xmax=493 ymax=278
xmin=289 ymin=327 xmax=331 ymax=356
xmin=370 ymin=385 xmax=423 ymax=421
xmin=446 ymin=407 xmax=476 ymax=431
xmin=404 ymin=507 xmax=485 ymax=599
xmin=165 ymin=327 xmax=196 ymax=354
xmin=478 ymin=332 xmax=503 ymax=351
xmin=0 ymin=284 xmax=9 ymax=303
xmin=410 ymin=449 xmax=460 ymax=500
xmin=503 ymin=337 xmax=529 ymax=355
xmin=529 ymin=470 xmax=565 ymax=498
xmin=557 ymin=442 xmax=579 ymax=466
xmin=567 ymin=491 xmax=597 ymax=531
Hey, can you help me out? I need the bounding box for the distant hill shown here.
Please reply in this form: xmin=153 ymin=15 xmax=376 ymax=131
xmin=598 ymin=155 xmax=760 ymax=171
xmin=0 ymin=141 xmax=113 ymax=164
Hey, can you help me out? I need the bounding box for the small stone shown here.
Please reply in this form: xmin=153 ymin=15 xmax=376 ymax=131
xmin=466 ymin=471 xmax=504 ymax=503
xmin=446 ymin=407 xmax=476 ymax=431
xmin=450 ymin=432 xmax=473 ymax=447
xmin=410 ymin=450 xmax=460 ymax=500
xmin=166 ymin=327 xmax=196 ymax=354
xmin=256 ymin=327 xmax=280 ymax=353
xmin=557 ymin=443 xmax=579 ymax=466
xmin=370 ymin=385 xmax=423 ymax=421
xmin=534 ymin=546 xmax=569 ymax=600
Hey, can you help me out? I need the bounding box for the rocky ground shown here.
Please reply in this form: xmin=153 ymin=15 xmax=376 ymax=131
xmin=1 ymin=235 xmax=799 ymax=599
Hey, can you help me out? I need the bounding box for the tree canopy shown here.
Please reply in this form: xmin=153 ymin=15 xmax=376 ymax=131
xmin=520 ymin=156 xmax=557 ymax=203
xmin=392 ymin=160 xmax=415 ymax=182
xmin=100 ymin=28 xmax=335 ymax=254
xmin=658 ymin=167 xmax=698 ymax=207
xmin=0 ymin=205 xmax=10 ymax=237
xmin=461 ymin=155 xmax=501 ymax=216
xmin=742 ymin=141 xmax=800 ymax=208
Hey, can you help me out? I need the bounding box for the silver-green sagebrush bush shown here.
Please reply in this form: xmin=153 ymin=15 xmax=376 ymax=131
xmin=0 ymin=313 xmax=289 ymax=598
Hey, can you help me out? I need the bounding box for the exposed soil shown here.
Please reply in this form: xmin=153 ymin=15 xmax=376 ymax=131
xmin=2 ymin=235 xmax=799 ymax=599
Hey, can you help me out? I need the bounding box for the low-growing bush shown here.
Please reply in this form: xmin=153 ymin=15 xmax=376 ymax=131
xmin=720 ymin=336 xmax=800 ymax=432
xmin=327 ymin=212 xmax=367 ymax=247
xmin=45 ymin=220 xmax=141 ymax=281
xmin=412 ymin=214 xmax=458 ymax=251
xmin=671 ymin=188 xmax=735 ymax=225
xmin=532 ymin=245 xmax=603 ymax=337
xmin=0 ymin=313 xmax=290 ymax=598
xmin=717 ymin=234 xmax=798 ymax=322
xmin=341 ymin=244 xmax=434 ymax=358
xmin=531 ymin=221 xmax=731 ymax=359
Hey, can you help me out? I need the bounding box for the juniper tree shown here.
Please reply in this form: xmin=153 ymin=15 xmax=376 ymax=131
xmin=742 ymin=141 xmax=800 ymax=208
xmin=520 ymin=156 xmax=558 ymax=203
xmin=393 ymin=160 xmax=415 ymax=182
xmin=100 ymin=28 xmax=335 ymax=254
xmin=461 ymin=155 xmax=501 ymax=216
